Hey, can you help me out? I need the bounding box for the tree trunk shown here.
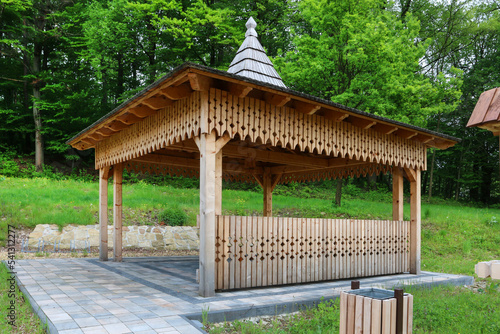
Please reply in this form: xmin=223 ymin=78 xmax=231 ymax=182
xmin=33 ymin=42 xmax=43 ymax=172
xmin=428 ymin=116 xmax=441 ymax=201
xmin=335 ymin=178 xmax=343 ymax=206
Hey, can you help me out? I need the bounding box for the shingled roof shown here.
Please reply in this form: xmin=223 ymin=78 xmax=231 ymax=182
xmin=227 ymin=17 xmax=286 ymax=88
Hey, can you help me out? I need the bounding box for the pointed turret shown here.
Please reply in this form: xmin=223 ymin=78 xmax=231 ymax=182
xmin=227 ymin=17 xmax=286 ymax=88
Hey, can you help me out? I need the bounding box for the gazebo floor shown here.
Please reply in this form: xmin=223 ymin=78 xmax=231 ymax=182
xmin=13 ymin=256 xmax=473 ymax=334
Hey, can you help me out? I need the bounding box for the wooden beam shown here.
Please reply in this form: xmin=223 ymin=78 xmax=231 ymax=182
xmin=130 ymin=154 xmax=262 ymax=175
xmin=294 ymin=100 xmax=321 ymax=115
xmin=215 ymin=133 xmax=231 ymax=153
xmin=215 ymin=150 xmax=222 ymax=216
xmin=88 ymin=133 xmax=104 ymax=141
xmin=408 ymin=168 xmax=421 ymax=274
xmin=80 ymin=138 xmax=97 ymax=146
xmin=188 ymin=73 xmax=213 ymax=92
xmin=228 ymin=82 xmax=253 ymax=98
xmin=142 ymin=96 xmax=173 ymax=110
xmin=269 ymin=158 xmax=368 ymax=175
xmin=271 ymin=173 xmax=282 ymax=191
xmin=199 ymin=131 xmax=217 ymax=297
xmin=413 ymin=134 xmax=434 ymax=144
xmin=392 ymin=167 xmax=404 ymax=221
xmin=221 ymin=144 xmax=330 ymax=169
xmin=264 ymin=92 xmax=291 ymax=107
xmin=373 ymin=123 xmax=399 ymax=135
xmin=113 ymin=163 xmax=123 ymax=262
xmin=106 ymin=121 xmax=129 ymax=132
xmin=350 ymin=117 xmax=377 ymax=130
xmin=116 ymin=112 xmax=143 ymax=125
xmin=395 ymin=129 xmax=418 ymax=140
xmin=95 ymin=128 xmax=115 ymax=137
xmin=160 ymin=83 xmax=192 ymax=100
xmin=263 ymin=167 xmax=272 ymax=217
xmin=404 ymin=167 xmax=417 ymax=182
xmin=323 ymin=109 xmax=349 ymax=122
xmin=99 ymin=168 xmax=109 ymax=261
xmin=253 ymin=174 xmax=264 ymax=188
xmin=129 ymin=105 xmax=156 ymax=118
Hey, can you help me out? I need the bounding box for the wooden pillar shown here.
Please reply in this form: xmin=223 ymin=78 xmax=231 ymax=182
xmin=392 ymin=167 xmax=404 ymax=221
xmin=113 ymin=163 xmax=123 ymax=262
xmin=215 ymin=150 xmax=223 ymax=216
xmin=405 ymin=168 xmax=421 ymax=275
xmin=199 ymin=132 xmax=217 ymax=297
xmin=99 ymin=167 xmax=110 ymax=261
xmin=263 ymin=167 xmax=272 ymax=217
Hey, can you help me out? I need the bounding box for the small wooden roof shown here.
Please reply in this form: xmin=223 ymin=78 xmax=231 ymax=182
xmin=467 ymin=87 xmax=500 ymax=132
xmin=227 ymin=17 xmax=286 ymax=88
xmin=67 ymin=63 xmax=458 ymax=151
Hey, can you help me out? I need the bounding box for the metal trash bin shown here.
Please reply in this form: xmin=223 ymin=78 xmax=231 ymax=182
xmin=339 ymin=281 xmax=413 ymax=334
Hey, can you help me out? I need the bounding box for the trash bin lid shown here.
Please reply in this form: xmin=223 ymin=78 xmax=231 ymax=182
xmin=347 ymin=288 xmax=396 ymax=300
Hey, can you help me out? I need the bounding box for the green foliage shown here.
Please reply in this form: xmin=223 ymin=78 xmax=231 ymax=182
xmin=274 ymin=0 xmax=462 ymax=127
xmin=157 ymin=206 xmax=189 ymax=226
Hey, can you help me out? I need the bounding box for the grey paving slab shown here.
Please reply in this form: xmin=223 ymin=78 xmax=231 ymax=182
xmin=11 ymin=257 xmax=473 ymax=334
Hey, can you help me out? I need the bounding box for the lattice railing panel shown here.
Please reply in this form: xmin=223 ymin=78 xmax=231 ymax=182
xmin=215 ymin=216 xmax=409 ymax=290
xmin=208 ymin=88 xmax=426 ymax=170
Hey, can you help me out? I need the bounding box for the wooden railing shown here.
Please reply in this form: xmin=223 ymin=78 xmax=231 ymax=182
xmin=215 ymin=216 xmax=409 ymax=290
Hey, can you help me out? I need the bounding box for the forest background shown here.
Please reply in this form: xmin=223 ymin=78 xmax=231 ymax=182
xmin=1 ymin=0 xmax=500 ymax=205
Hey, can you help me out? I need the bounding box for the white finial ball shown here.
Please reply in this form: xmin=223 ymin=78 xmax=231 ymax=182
xmin=246 ymin=17 xmax=257 ymax=30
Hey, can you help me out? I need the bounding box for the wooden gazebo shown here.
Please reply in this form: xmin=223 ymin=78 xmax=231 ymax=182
xmin=68 ymin=19 xmax=458 ymax=297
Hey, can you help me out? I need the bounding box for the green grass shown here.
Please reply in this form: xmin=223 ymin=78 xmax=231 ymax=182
xmin=1 ymin=176 xmax=500 ymax=333
xmin=0 ymin=262 xmax=47 ymax=333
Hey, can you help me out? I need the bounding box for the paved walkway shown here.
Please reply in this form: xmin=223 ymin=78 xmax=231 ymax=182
xmin=14 ymin=256 xmax=473 ymax=334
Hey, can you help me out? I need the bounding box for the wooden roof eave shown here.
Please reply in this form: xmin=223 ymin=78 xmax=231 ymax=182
xmin=67 ymin=63 xmax=460 ymax=151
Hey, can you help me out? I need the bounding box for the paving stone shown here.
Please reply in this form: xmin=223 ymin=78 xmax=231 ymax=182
xmin=74 ymin=317 xmax=100 ymax=328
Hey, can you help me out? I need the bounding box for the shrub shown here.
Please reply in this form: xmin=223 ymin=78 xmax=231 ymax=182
xmin=158 ymin=206 xmax=188 ymax=226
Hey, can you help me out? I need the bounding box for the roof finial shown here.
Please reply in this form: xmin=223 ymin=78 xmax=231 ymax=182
xmin=245 ymin=17 xmax=258 ymax=37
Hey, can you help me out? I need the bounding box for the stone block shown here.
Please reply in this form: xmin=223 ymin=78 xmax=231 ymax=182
xmin=139 ymin=240 xmax=152 ymax=248
xmin=126 ymin=233 xmax=138 ymax=247
xmin=151 ymin=240 xmax=164 ymax=248
xmin=88 ymin=229 xmax=100 ymax=247
xmin=475 ymin=261 xmax=491 ymax=278
xmin=491 ymin=261 xmax=500 ymax=280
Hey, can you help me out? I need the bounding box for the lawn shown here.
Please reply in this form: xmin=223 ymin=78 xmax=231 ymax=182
xmin=1 ymin=176 xmax=500 ymax=333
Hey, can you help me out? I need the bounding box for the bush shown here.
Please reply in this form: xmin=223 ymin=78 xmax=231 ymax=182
xmin=158 ymin=206 xmax=188 ymax=226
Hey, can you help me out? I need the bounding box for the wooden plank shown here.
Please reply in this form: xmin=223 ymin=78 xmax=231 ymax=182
xmin=99 ymin=168 xmax=109 ymax=262
xmin=235 ymin=215 xmax=242 ymax=289
xmin=363 ymin=297 xmax=372 ymax=334
xmin=467 ymin=87 xmax=497 ymax=126
xmin=407 ymin=294 xmax=413 ymax=334
xmin=263 ymin=217 xmax=269 ymax=286
xmin=273 ymin=217 xmax=279 ymax=285
xmin=277 ymin=217 xmax=283 ymax=285
xmin=284 ymin=217 xmax=290 ymax=285
xmin=216 ymin=216 xmax=223 ymax=290
xmin=251 ymin=216 xmax=257 ymax=288
xmin=299 ymin=218 xmax=305 ymax=283
xmin=229 ymin=216 xmax=236 ymax=290
xmin=113 ymin=163 xmax=123 ymax=262
xmin=403 ymin=295 xmax=409 ymax=334
xmin=239 ymin=216 xmax=246 ymax=289
xmin=391 ymin=298 xmax=397 ymax=334
xmin=292 ymin=217 xmax=298 ymax=284
xmin=382 ymin=299 xmax=392 ymax=334
xmin=340 ymin=292 xmax=348 ymax=334
xmin=372 ymin=299 xmax=382 ymax=334
xmin=347 ymin=294 xmax=356 ymax=334
xmin=355 ymin=295 xmax=364 ymax=334
xmin=335 ymin=219 xmax=340 ymax=279
xmin=256 ymin=216 xmax=263 ymax=288
xmin=223 ymin=215 xmax=230 ymax=290
xmin=326 ymin=219 xmax=332 ymax=281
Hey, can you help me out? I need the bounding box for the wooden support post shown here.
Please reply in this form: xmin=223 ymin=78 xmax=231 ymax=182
xmin=99 ymin=167 xmax=110 ymax=261
xmin=215 ymin=150 xmax=222 ymax=216
xmin=199 ymin=131 xmax=222 ymax=297
xmin=263 ymin=167 xmax=272 ymax=217
xmin=113 ymin=163 xmax=123 ymax=262
xmin=406 ymin=168 xmax=421 ymax=274
xmin=392 ymin=167 xmax=404 ymax=221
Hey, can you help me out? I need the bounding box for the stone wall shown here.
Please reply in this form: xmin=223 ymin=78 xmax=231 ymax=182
xmin=27 ymin=224 xmax=199 ymax=250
